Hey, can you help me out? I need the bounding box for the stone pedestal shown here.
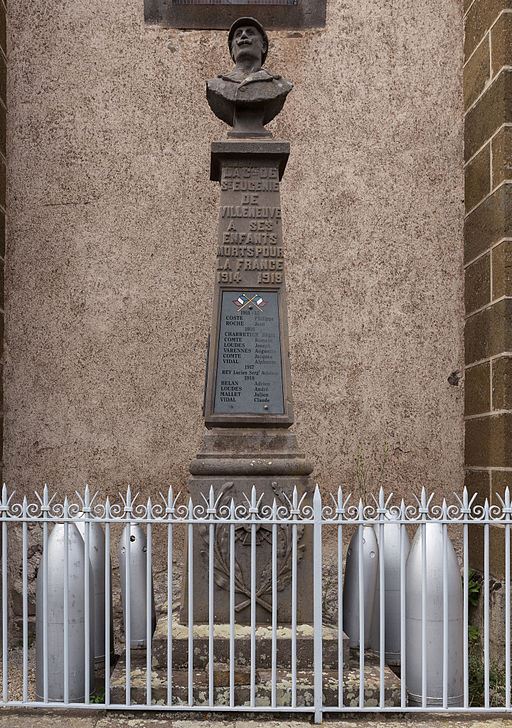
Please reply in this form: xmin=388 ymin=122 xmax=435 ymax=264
xmin=182 ymin=427 xmax=314 ymax=624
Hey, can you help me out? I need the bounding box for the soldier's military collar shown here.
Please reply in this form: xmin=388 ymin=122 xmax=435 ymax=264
xmin=217 ymin=69 xmax=281 ymax=86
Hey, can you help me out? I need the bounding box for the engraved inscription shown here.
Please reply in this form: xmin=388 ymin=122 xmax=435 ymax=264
xmin=216 ymin=166 xmax=284 ymax=288
xmin=214 ymin=291 xmax=284 ymax=415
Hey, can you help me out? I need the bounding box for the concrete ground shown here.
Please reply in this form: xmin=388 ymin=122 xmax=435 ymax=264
xmin=0 ymin=715 xmax=511 ymax=727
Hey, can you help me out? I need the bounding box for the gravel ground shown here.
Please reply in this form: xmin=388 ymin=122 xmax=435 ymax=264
xmin=0 ymin=714 xmax=511 ymax=727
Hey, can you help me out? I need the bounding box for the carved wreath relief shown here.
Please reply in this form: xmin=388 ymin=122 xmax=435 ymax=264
xmin=199 ymin=482 xmax=305 ymax=615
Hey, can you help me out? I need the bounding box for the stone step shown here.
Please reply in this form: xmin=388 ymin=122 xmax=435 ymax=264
xmin=133 ymin=614 xmax=349 ymax=670
xmin=109 ymin=653 xmax=401 ymax=708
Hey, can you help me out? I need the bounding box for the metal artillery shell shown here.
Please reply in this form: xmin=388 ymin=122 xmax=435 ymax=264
xmin=406 ymin=523 xmax=463 ymax=706
xmin=370 ymin=515 xmax=410 ymax=665
xmin=36 ymin=523 xmax=95 ymax=702
xmin=76 ymin=517 xmax=114 ymax=665
xmin=343 ymin=525 xmax=379 ymax=648
xmin=118 ymin=523 xmax=156 ymax=648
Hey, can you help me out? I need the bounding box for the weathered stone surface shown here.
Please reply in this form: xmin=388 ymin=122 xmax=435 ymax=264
xmin=465 ymin=70 xmax=512 ymax=162
xmin=491 ymin=11 xmax=512 ymax=74
xmin=204 ymin=144 xmax=293 ymax=427
xmin=109 ymin=652 xmax=401 ymax=708
xmin=465 ymin=412 xmax=512 ymax=467
xmin=492 ymin=355 xmax=512 ymax=409
xmin=464 ymin=253 xmax=490 ymax=313
xmin=464 ymin=298 xmax=512 ymax=364
xmin=492 ymin=240 xmax=512 ymax=298
xmin=465 ymin=468 xmax=490 ymax=504
xmin=464 ymin=0 xmax=512 ymax=59
xmin=149 ymin=613 xmax=349 ymax=670
xmin=464 ymin=37 xmax=490 ymax=110
xmin=0 ymin=716 xmax=100 ymax=728
xmin=464 ymin=184 xmax=512 ymax=263
xmin=464 ymin=361 xmax=490 ymax=416
xmin=6 ymin=0 xmax=464 ymax=505
xmin=492 ymin=126 xmax=512 ymax=187
xmin=185 ymin=432 xmax=314 ymax=624
xmin=464 ymin=143 xmax=490 ymax=212
xmin=1 ymin=714 xmax=511 ymax=728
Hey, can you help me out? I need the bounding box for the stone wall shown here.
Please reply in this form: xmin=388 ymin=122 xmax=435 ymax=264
xmin=464 ymin=0 xmax=512 ymax=576
xmin=0 ymin=0 xmax=5 ymax=476
xmin=5 ymin=0 xmax=464 ymax=501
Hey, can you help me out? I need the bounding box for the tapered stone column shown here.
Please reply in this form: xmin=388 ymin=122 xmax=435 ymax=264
xmin=183 ymin=139 xmax=314 ymax=625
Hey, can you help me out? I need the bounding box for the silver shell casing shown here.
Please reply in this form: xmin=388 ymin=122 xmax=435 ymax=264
xmin=118 ymin=523 xmax=156 ymax=648
xmin=370 ymin=515 xmax=411 ymax=666
xmin=36 ymin=523 xmax=95 ymax=702
xmin=343 ymin=524 xmax=379 ymax=648
xmin=76 ymin=517 xmax=114 ymax=665
xmin=406 ymin=523 xmax=463 ymax=706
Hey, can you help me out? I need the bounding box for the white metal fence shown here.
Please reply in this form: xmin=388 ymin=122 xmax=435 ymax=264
xmin=0 ymin=483 xmax=510 ymax=721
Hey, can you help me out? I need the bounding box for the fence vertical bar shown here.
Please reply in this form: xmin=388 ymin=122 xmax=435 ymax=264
xmin=291 ymin=486 xmax=298 ymax=710
xmin=22 ymin=497 xmax=29 ymax=704
xmin=104 ymin=498 xmax=111 ymax=708
xmin=125 ymin=487 xmax=132 ymax=706
xmin=167 ymin=487 xmax=174 ymax=707
xmin=1 ymin=485 xmax=8 ymax=704
xmin=146 ymin=499 xmax=153 ymax=707
xmin=378 ymin=487 xmax=385 ymax=709
xmin=250 ymin=486 xmax=257 ymax=708
xmin=83 ymin=485 xmax=90 ymax=705
xmin=484 ymin=499 xmax=490 ymax=709
xmin=187 ymin=496 xmax=194 ymax=707
xmin=313 ymin=486 xmax=323 ymax=724
xmin=271 ymin=498 xmax=277 ymax=709
xmin=42 ymin=484 xmax=49 ymax=703
xmin=463 ymin=488 xmax=469 ymax=708
xmin=400 ymin=500 xmax=406 ymax=709
xmin=421 ymin=489 xmax=427 ymax=709
xmin=208 ymin=486 xmax=215 ymax=708
xmin=63 ymin=498 xmax=69 ymax=705
xmin=337 ymin=487 xmax=344 ymax=707
xmin=442 ymin=500 xmax=448 ymax=709
xmin=505 ymin=487 xmax=511 ymax=710
xmin=358 ymin=501 xmax=364 ymax=708
xmin=229 ymin=499 xmax=235 ymax=708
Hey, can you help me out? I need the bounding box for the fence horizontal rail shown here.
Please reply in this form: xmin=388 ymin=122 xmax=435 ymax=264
xmin=0 ymin=484 xmax=510 ymax=721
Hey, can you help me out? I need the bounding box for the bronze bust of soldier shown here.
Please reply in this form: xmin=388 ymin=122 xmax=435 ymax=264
xmin=207 ymin=17 xmax=293 ymax=138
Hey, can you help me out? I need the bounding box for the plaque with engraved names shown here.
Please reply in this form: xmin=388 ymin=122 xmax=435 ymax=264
xmin=213 ymin=290 xmax=284 ymax=415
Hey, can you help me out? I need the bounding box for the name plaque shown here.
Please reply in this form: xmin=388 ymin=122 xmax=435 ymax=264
xmin=213 ymin=290 xmax=284 ymax=415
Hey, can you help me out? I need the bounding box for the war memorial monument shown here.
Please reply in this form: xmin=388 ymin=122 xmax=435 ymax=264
xmin=185 ymin=16 xmax=314 ymax=625
xmin=110 ymin=17 xmax=403 ymax=705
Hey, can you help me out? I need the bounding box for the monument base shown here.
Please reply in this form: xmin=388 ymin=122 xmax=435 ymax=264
xmin=148 ymin=613 xmax=350 ymax=670
xmin=110 ymin=612 xmax=398 ymax=707
xmin=181 ymin=427 xmax=314 ymax=625
xmin=110 ymin=613 xmax=375 ymax=707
